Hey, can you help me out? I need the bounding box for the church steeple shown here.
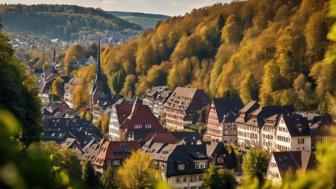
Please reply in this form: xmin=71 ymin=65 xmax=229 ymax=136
xmin=96 ymin=40 xmax=103 ymax=81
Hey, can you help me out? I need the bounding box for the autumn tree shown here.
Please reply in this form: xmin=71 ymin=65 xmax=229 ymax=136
xmin=51 ymin=76 xmax=64 ymax=98
xmin=63 ymin=44 xmax=85 ymax=75
xmin=100 ymin=166 xmax=115 ymax=189
xmin=115 ymin=150 xmax=161 ymax=189
xmin=221 ymin=14 xmax=243 ymax=44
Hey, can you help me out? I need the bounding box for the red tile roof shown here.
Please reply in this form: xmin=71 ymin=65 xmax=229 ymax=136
xmin=142 ymin=133 xmax=179 ymax=144
xmin=120 ymin=105 xmax=164 ymax=132
xmin=92 ymin=140 xmax=140 ymax=167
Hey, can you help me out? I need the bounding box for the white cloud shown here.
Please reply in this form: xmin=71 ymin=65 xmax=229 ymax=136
xmin=0 ymin=0 xmax=232 ymax=16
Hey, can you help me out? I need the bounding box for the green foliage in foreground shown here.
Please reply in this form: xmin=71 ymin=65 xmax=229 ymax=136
xmin=203 ymin=162 xmax=236 ymax=189
xmin=0 ymin=28 xmax=41 ymax=146
xmin=242 ymin=149 xmax=270 ymax=185
xmin=0 ymin=110 xmax=81 ymax=189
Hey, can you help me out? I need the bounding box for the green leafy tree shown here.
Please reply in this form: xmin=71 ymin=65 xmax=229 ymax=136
xmin=242 ymin=149 xmax=269 ymax=185
xmin=0 ymin=28 xmax=41 ymax=146
xmin=0 ymin=110 xmax=84 ymax=189
xmin=203 ymin=162 xmax=236 ymax=189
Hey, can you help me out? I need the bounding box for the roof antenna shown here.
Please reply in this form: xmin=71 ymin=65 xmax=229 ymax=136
xmin=128 ymin=96 xmax=138 ymax=120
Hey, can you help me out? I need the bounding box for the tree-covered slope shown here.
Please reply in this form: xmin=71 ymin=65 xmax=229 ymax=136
xmin=109 ymin=11 xmax=169 ymax=29
xmin=69 ymin=0 xmax=334 ymax=116
xmin=0 ymin=4 xmax=142 ymax=40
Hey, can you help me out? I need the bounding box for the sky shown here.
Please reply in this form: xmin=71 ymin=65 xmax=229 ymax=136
xmin=0 ymin=0 xmax=232 ymax=16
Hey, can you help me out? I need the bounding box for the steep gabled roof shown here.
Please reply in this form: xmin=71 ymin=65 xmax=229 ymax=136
xmin=120 ymin=105 xmax=164 ymax=132
xmin=212 ymin=96 xmax=244 ymax=123
xmin=272 ymin=151 xmax=316 ymax=178
xmin=281 ymin=114 xmax=310 ymax=136
xmin=92 ymin=140 xmax=140 ymax=167
xmin=164 ymin=87 xmax=210 ymax=112
xmin=240 ymin=101 xmax=259 ymax=113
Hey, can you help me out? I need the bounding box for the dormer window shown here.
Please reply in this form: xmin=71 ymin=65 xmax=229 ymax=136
xmin=195 ymin=161 xmax=207 ymax=169
xmin=178 ymin=163 xmax=185 ymax=171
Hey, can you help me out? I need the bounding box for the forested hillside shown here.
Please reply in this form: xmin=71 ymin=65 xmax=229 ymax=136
xmin=91 ymin=0 xmax=335 ymax=116
xmin=110 ymin=11 xmax=169 ymax=29
xmin=0 ymin=4 xmax=142 ymax=40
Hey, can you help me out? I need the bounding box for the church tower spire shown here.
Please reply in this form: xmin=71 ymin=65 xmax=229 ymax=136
xmin=96 ymin=40 xmax=102 ymax=81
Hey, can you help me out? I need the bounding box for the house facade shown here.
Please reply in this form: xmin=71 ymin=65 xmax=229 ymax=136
xmin=236 ymin=101 xmax=294 ymax=149
xmin=143 ymin=86 xmax=172 ymax=118
xmin=143 ymin=141 xmax=209 ymax=189
xmin=205 ymin=97 xmax=243 ymax=144
xmin=261 ymin=115 xmax=280 ymax=152
xmin=164 ymin=87 xmax=210 ymax=130
xmin=275 ymin=114 xmax=311 ymax=152
xmin=108 ymin=103 xmax=164 ymax=141
xmin=64 ymin=78 xmax=77 ymax=109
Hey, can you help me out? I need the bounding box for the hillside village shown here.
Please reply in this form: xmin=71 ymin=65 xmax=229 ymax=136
xmin=33 ymin=42 xmax=335 ymax=189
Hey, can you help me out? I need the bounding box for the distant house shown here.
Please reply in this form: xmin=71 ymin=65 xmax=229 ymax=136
xmin=37 ymin=66 xmax=57 ymax=105
xmin=266 ymin=151 xmax=316 ymax=184
xmin=205 ymin=96 xmax=243 ymax=144
xmin=91 ymin=94 xmax=121 ymax=124
xmin=92 ymin=140 xmax=140 ymax=173
xmin=108 ymin=102 xmax=164 ymax=141
xmin=143 ymin=86 xmax=172 ymax=118
xmin=297 ymin=112 xmax=333 ymax=150
xmin=43 ymin=100 xmax=73 ymax=118
xmin=41 ymin=117 xmax=103 ymax=151
xmin=275 ymin=114 xmax=311 ymax=152
xmin=64 ymin=78 xmax=78 ymax=109
xmin=84 ymin=55 xmax=96 ymax=66
xmin=164 ymin=87 xmax=210 ymax=130
xmin=236 ymin=101 xmax=293 ymax=148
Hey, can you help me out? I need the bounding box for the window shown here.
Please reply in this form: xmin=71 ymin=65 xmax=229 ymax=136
xmin=176 ymin=177 xmax=181 ymax=183
xmin=298 ymin=138 xmax=304 ymax=144
xmin=113 ymin=160 xmax=121 ymax=166
xmin=178 ymin=164 xmax=185 ymax=171
xmin=271 ymin=163 xmax=277 ymax=168
xmin=145 ymin=124 xmax=152 ymax=129
xmin=191 ymin=175 xmax=197 ymax=182
xmin=195 ymin=161 xmax=207 ymax=169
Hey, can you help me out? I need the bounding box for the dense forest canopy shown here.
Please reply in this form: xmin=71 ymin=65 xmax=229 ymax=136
xmin=85 ymin=0 xmax=335 ymax=116
xmin=0 ymin=4 xmax=142 ymax=40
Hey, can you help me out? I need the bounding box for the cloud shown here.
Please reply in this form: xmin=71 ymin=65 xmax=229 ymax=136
xmin=0 ymin=0 xmax=232 ymax=16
